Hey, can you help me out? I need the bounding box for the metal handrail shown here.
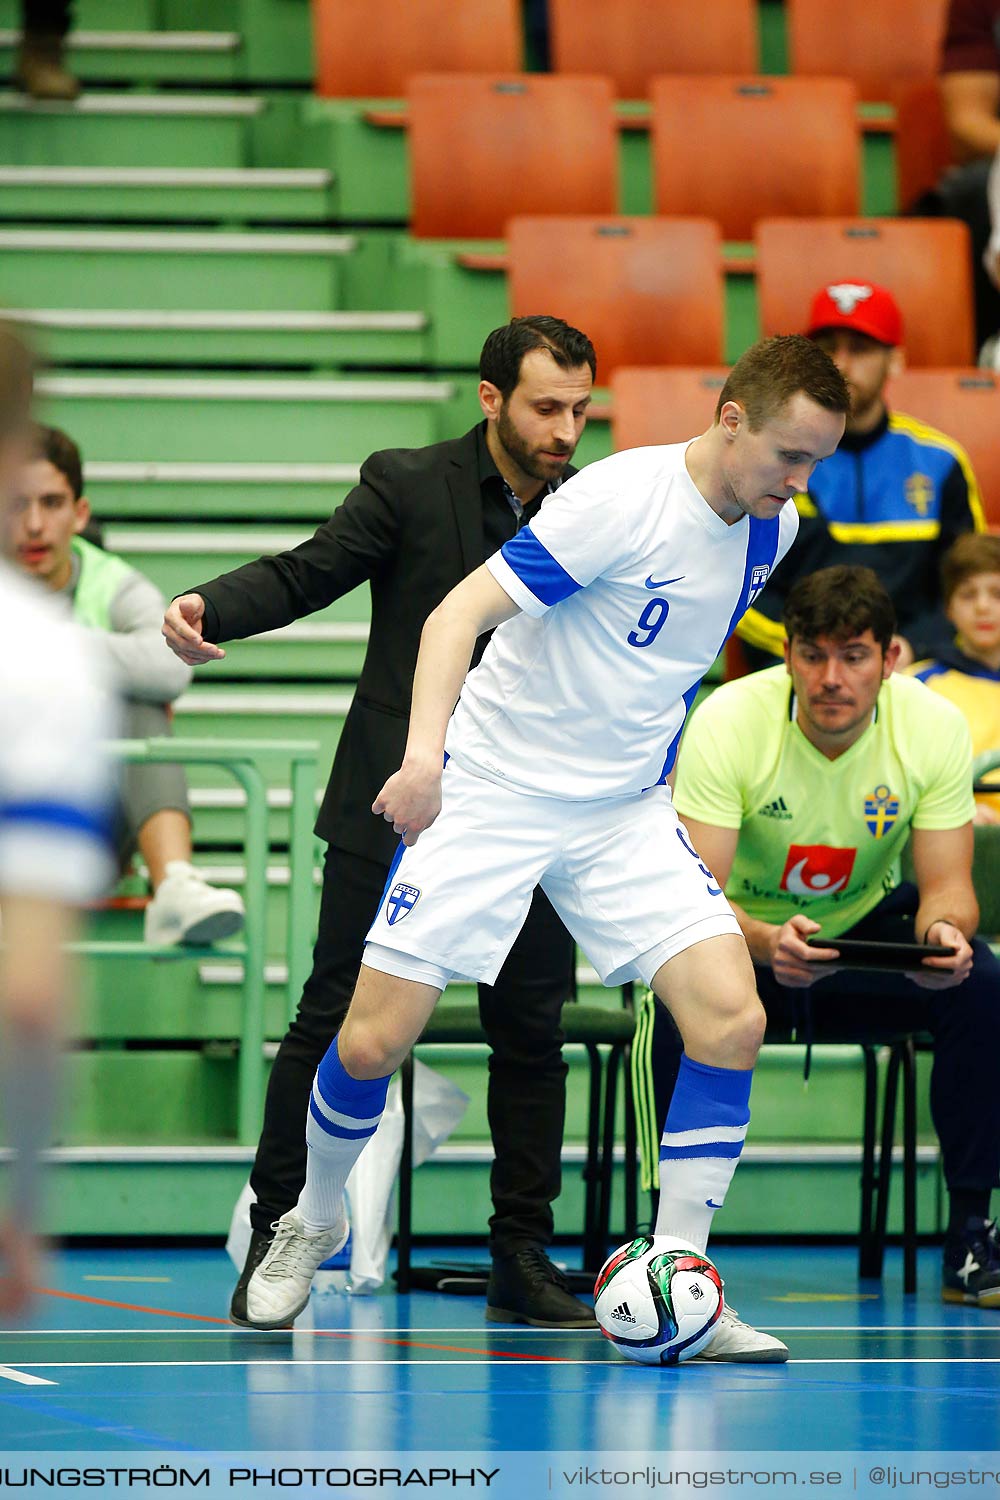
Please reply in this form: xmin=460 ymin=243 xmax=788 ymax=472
xmin=88 ymin=736 xmax=319 ymax=1144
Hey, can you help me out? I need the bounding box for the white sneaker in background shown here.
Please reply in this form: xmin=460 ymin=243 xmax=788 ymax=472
xmin=692 ymin=1301 xmax=789 ymax=1363
xmin=143 ymin=860 xmax=245 ymax=946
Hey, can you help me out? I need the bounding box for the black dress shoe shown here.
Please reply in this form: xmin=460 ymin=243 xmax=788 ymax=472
xmin=229 ymin=1228 xmax=275 ymax=1327
xmin=486 ymin=1247 xmax=598 ymax=1328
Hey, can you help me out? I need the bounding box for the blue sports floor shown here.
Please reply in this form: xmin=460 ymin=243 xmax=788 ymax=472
xmin=1 ymin=1244 xmax=997 ymax=1497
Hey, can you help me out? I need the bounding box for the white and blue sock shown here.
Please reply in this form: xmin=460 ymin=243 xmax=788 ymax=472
xmin=653 ymin=1054 xmax=752 ymax=1253
xmin=298 ymin=1035 xmax=391 ymax=1233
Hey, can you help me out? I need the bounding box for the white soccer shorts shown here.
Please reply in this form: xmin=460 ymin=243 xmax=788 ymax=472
xmin=364 ymin=758 xmax=739 ymax=989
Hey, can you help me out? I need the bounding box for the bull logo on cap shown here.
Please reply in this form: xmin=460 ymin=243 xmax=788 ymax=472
xmin=825 ymin=283 xmax=874 ymax=315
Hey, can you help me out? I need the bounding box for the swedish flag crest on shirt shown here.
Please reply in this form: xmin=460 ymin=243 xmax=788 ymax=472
xmin=864 ymin=784 xmax=900 ymax=838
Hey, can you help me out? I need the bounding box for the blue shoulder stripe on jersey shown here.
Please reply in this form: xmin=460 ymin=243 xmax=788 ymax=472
xmin=723 ymin=513 xmax=782 ymax=641
xmin=912 ymin=662 xmax=948 ymax=684
xmin=0 ymin=798 xmax=110 ymax=842
xmin=499 ymin=525 xmax=582 ymax=607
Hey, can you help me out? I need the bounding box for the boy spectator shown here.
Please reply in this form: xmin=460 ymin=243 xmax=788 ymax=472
xmin=911 ymin=531 xmax=1000 ymax=821
xmin=5 ymin=424 xmax=244 ymax=946
xmin=738 ymin=282 xmax=985 ymax=669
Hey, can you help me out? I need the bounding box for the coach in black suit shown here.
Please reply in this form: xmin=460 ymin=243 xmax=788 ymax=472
xmin=163 ymin=317 xmax=598 ymax=1327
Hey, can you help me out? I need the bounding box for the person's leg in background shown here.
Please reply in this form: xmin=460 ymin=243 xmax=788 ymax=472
xmin=630 ymin=986 xmax=684 ymax=1225
xmin=17 ymin=0 xmax=77 ymax=100
xmin=920 ymin=943 xmax=1000 ymax=1307
xmin=826 ymin=887 xmax=1000 ymax=1307
xmin=478 ymin=887 xmax=596 ymax=1327
xmin=118 ymin=701 xmax=245 ymax=946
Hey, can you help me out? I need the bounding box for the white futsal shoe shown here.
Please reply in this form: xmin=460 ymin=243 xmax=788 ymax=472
xmin=693 ymin=1302 xmax=789 ymax=1363
xmin=244 ymin=1209 xmax=349 ymax=1329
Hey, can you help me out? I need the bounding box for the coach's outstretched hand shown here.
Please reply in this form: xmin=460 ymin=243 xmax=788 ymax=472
xmin=162 ymin=594 xmax=226 ymax=665
xmin=372 ymin=759 xmax=442 ymax=846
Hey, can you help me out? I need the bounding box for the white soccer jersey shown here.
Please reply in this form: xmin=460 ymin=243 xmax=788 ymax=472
xmin=0 ymin=560 xmax=117 ymax=904
xmin=446 ymin=443 xmax=799 ymax=800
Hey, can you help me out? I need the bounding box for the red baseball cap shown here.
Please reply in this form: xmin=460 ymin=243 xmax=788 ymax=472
xmin=806 ymin=282 xmax=903 ymax=347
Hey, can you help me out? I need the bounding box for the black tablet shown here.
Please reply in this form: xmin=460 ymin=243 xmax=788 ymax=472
xmin=804 ymin=936 xmax=957 ymax=970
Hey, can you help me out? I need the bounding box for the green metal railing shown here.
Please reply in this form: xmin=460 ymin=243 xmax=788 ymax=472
xmin=77 ymin=735 xmax=319 ymax=1143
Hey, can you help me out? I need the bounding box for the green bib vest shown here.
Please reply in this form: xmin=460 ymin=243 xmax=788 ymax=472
xmin=70 ymin=535 xmax=133 ymax=631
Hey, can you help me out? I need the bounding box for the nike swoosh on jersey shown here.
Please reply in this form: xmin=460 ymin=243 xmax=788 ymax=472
xmin=706 ymin=1199 xmax=724 ymax=1209
xmin=645 ymin=574 xmax=685 ymax=590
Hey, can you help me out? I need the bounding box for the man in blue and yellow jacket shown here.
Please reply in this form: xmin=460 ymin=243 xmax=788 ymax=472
xmin=738 ymin=282 xmax=985 ymax=670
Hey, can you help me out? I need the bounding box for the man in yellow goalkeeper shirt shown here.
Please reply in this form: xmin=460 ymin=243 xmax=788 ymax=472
xmin=638 ymin=564 xmax=1000 ymax=1309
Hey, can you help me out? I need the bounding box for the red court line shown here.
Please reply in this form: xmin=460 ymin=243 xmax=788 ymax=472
xmin=34 ymin=1286 xmax=571 ymax=1363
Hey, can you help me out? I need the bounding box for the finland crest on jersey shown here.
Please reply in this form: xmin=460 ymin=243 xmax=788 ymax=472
xmin=386 ymin=882 xmax=420 ymax=924
xmin=447 ymin=443 xmax=798 ymax=802
xmin=747 ymin=564 xmax=771 ymax=606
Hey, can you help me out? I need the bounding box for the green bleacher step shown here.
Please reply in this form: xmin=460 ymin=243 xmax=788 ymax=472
xmin=102 ymin=523 xmax=370 ymax=664
xmin=0 ymin=228 xmax=355 ymax=312
xmin=173 ymin=686 xmax=351 ymax=801
xmin=15 ymin=308 xmax=429 ymax=368
xmin=188 ymin=781 xmax=321 ymax=848
xmin=197 ymin=620 xmax=370 ymax=680
xmin=35 ymin=373 xmax=457 ymax=460
xmin=94 ymin=858 xmax=321 ymax=957
xmin=163 ymin=0 xmax=313 ymax=85
xmin=18 ymin=1140 xmax=940 ymax=1238
xmin=86 ymin=460 xmax=358 ymax=520
xmin=0 ymin=0 xmax=156 ymax=27
xmin=0 ymin=90 xmax=263 ymax=168
xmin=0 ymin=165 xmax=336 ymax=223
xmin=0 ymin=28 xmax=243 ymax=83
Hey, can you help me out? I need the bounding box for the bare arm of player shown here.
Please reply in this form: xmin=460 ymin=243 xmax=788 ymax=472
xmin=681 ymin=815 xmax=841 ymax=988
xmin=909 ymin=824 xmax=978 ymax=990
xmin=372 ymin=565 xmax=522 ymax=845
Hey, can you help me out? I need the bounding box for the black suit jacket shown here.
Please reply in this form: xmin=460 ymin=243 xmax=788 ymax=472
xmin=193 ymin=425 xmax=573 ymax=863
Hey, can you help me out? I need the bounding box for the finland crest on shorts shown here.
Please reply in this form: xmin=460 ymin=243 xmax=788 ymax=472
xmin=386 ymin=882 xmax=420 ymax=925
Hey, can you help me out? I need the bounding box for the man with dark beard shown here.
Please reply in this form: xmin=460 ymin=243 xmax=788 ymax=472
xmin=163 ymin=317 xmax=599 ymax=1329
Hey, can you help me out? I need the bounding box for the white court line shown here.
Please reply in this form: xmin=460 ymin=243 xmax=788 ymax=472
xmin=7 ymin=1324 xmax=996 ymax=1335
xmin=0 ymin=1365 xmax=56 ymax=1385
xmin=6 ymin=1358 xmax=1000 ymax=1371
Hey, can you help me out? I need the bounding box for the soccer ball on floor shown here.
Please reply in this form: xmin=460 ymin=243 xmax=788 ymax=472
xmin=594 ymin=1235 xmax=724 ymax=1365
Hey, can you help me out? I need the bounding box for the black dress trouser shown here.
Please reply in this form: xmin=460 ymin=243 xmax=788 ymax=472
xmin=645 ymin=885 xmax=1000 ymax=1196
xmin=250 ymin=844 xmax=576 ymax=1258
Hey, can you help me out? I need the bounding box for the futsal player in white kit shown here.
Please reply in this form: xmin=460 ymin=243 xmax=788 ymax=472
xmin=246 ymin=335 xmax=850 ymax=1362
xmin=0 ymin=323 xmax=116 ymax=1312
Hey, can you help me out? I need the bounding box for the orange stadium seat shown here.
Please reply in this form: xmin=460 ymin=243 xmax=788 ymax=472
xmin=609 ymin=366 xmax=730 ymax=451
xmin=786 ymin=0 xmax=948 ymax=102
xmin=886 ymin=369 xmax=1000 ymax=526
xmin=756 ymin=218 xmax=975 ymax=366
xmin=891 ymin=79 xmax=955 ymax=212
xmin=506 ymin=217 xmax=724 ymax=373
xmin=650 ymin=77 xmax=859 ymax=241
xmin=312 ymin=0 xmax=521 ymax=97
xmin=548 ymin=0 xmax=757 ymax=97
xmin=408 ymin=75 xmax=618 ymax=239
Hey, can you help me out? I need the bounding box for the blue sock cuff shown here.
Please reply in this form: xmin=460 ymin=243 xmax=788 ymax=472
xmin=315 ymin=1034 xmax=391 ymax=1119
xmin=664 ymin=1055 xmax=752 ymax=1132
